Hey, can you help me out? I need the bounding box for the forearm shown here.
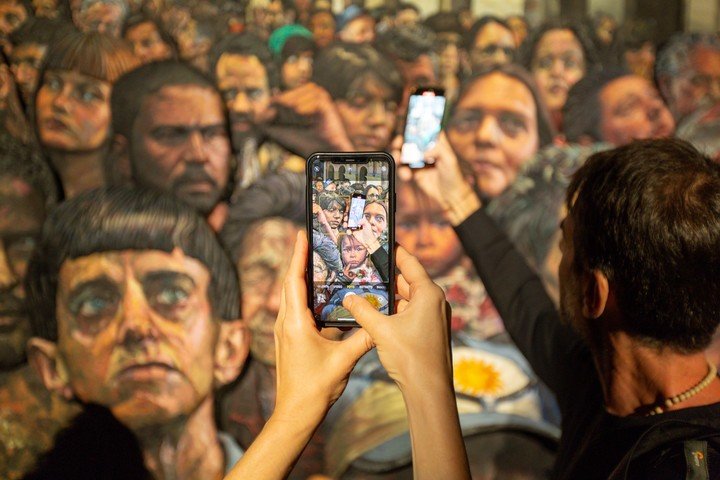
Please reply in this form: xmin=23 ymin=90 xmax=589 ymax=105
xmin=224 ymin=408 xmax=323 ymax=480
xmin=400 ymin=373 xmax=470 ymax=480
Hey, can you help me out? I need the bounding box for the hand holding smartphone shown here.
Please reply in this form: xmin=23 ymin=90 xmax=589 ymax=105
xmin=307 ymin=152 xmax=395 ymax=328
xmin=401 ymin=87 xmax=446 ymax=169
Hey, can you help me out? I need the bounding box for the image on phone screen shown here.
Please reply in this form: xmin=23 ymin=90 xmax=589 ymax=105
xmin=308 ymin=155 xmax=393 ymax=327
xmin=347 ymin=194 xmax=366 ymax=230
xmin=401 ymin=90 xmax=446 ymax=168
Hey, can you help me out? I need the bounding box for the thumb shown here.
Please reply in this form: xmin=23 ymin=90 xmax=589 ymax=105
xmin=343 ymin=294 xmax=385 ymax=332
xmin=340 ymin=328 xmax=374 ymax=364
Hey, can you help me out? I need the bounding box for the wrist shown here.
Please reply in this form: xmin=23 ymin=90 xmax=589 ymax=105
xmin=444 ymin=185 xmax=481 ymax=226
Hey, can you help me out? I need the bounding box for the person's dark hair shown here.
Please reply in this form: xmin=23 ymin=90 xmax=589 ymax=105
xmin=318 ymin=191 xmax=345 ymax=212
xmin=312 ymin=42 xmax=403 ymax=105
xmin=121 ymin=12 xmax=179 ymax=57
xmin=424 ymin=11 xmax=462 ymax=35
xmin=364 ymin=184 xmax=380 ymax=196
xmin=563 ymin=67 xmax=630 ymax=143
xmin=209 ymin=33 xmax=280 ymax=90
xmin=220 ymin=170 xmax=305 ymax=262
xmin=8 ymin=17 xmax=74 ymax=48
xmin=450 ymin=63 xmax=556 ymax=148
xmin=110 ymin=60 xmax=221 ymax=139
xmin=0 ymin=131 xmax=59 ymax=209
xmin=37 ymin=29 xmax=138 ymax=86
xmin=566 ymin=138 xmax=720 ymax=352
xmin=464 ymin=15 xmax=512 ymax=51
xmin=518 ymin=19 xmax=599 ymax=73
xmin=396 ymin=2 xmax=419 ymax=14
xmin=375 ymin=24 xmax=435 ymax=63
xmin=25 ymin=186 xmax=241 ymax=342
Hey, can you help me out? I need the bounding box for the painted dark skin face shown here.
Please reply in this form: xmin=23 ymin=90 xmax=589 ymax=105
xmin=51 ymin=248 xmax=224 ymax=430
xmin=124 ymin=21 xmax=173 ymax=65
xmin=309 ymin=10 xmax=335 ymax=48
xmin=396 ymin=184 xmax=463 ymax=278
xmin=10 ymin=42 xmax=48 ymax=105
xmin=35 ymin=70 xmax=112 ymax=152
xmin=470 ymin=22 xmax=516 ymax=72
xmin=0 ymin=176 xmax=44 ymax=370
xmin=0 ymin=0 xmax=28 ymax=40
xmin=238 ymin=219 xmax=299 ymax=366
xmin=335 ymin=75 xmax=398 ymax=151
xmin=128 ymin=84 xmax=231 ymax=216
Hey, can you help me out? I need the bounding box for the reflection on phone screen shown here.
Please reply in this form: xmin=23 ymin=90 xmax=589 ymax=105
xmin=402 ymin=92 xmax=446 ymax=168
xmin=310 ymin=158 xmax=391 ymax=325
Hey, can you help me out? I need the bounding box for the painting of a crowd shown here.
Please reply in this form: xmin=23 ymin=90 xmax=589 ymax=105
xmin=0 ymin=0 xmax=718 ymax=477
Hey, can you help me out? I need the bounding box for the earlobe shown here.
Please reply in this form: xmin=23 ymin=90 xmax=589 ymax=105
xmin=214 ymin=320 xmax=250 ymax=388
xmin=27 ymin=337 xmax=74 ymax=401
xmin=582 ymin=270 xmax=610 ymax=320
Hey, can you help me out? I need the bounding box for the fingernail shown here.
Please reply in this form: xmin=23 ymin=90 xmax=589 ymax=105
xmin=343 ymin=292 xmax=357 ymax=300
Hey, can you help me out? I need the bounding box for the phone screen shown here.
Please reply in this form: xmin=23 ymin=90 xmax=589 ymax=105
xmin=401 ymin=88 xmax=446 ymax=168
xmin=307 ymin=153 xmax=394 ymax=327
xmin=347 ymin=194 xmax=366 ymax=229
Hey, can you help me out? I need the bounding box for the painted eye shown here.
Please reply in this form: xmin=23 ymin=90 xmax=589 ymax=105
xmin=77 ymin=294 xmax=116 ymax=319
xmin=154 ymin=287 xmax=189 ymax=307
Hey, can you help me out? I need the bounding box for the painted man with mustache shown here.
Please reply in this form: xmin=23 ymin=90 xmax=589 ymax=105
xmin=25 ymin=187 xmax=249 ymax=480
xmin=108 ymin=61 xmax=233 ymax=232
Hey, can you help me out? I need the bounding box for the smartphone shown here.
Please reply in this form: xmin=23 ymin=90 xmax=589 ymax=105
xmin=347 ymin=193 xmax=366 ymax=230
xmin=401 ymin=87 xmax=446 ymax=168
xmin=307 ymin=152 xmax=395 ymax=328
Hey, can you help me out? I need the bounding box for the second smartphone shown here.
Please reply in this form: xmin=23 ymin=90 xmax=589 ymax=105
xmin=307 ymin=152 xmax=395 ymax=328
xmin=401 ymin=87 xmax=446 ymax=168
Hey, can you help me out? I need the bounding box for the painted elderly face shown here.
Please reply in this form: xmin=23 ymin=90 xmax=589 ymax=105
xmin=78 ymin=1 xmax=125 ymax=37
xmin=336 ymin=75 xmax=398 ymax=151
xmin=36 ymin=70 xmax=112 ymax=152
xmin=599 ymin=75 xmax=675 ymax=146
xmin=238 ymin=218 xmax=299 ymax=366
xmin=129 ymin=85 xmax=231 ymax=216
xmin=0 ymin=176 xmax=44 ymax=370
xmin=669 ymin=46 xmax=720 ymax=120
xmin=531 ymin=29 xmax=586 ymax=113
xmin=396 ymin=184 xmax=462 ymax=277
xmin=215 ymin=53 xmax=272 ymax=144
xmin=448 ymin=72 xmax=539 ymax=199
xmin=124 ymin=21 xmax=173 ymax=64
xmin=54 ymin=248 xmax=220 ymax=430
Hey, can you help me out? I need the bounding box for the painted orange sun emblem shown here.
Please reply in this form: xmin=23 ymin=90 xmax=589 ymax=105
xmin=453 ymin=357 xmax=503 ymax=397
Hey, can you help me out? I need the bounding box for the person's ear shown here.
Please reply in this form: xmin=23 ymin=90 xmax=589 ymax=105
xmin=214 ymin=319 xmax=250 ymax=388
xmin=27 ymin=337 xmax=74 ymax=401
xmin=107 ymin=134 xmax=133 ymax=185
xmin=581 ymin=269 xmax=610 ymax=320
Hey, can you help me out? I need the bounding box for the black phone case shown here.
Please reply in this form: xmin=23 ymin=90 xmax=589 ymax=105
xmin=306 ymin=152 xmax=396 ymax=328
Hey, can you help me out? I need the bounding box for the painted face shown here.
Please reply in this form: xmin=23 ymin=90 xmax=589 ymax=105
xmin=363 ymin=202 xmax=387 ymax=237
xmin=341 ymin=235 xmax=368 ymax=269
xmin=531 ymin=29 xmax=586 ymax=113
xmin=238 ymin=219 xmax=299 ymax=366
xmin=669 ymin=46 xmax=720 ymax=120
xmin=624 ymin=42 xmax=655 ymax=81
xmin=447 ymin=72 xmax=539 ymax=198
xmin=129 ymin=85 xmax=230 ymax=216
xmin=338 ymin=16 xmax=375 ymax=44
xmin=33 ymin=0 xmax=60 ymax=18
xmin=78 ymin=2 xmax=124 ymax=37
xmin=215 ymin=53 xmax=271 ymax=144
xmin=336 ymin=75 xmax=398 ymax=151
xmin=366 ymin=186 xmax=380 ymax=201
xmin=35 ymin=70 xmax=112 ymax=152
xmin=9 ymin=42 xmax=47 ymax=104
xmin=322 ymin=200 xmax=344 ymax=229
xmin=469 ymin=22 xmax=515 ymax=72
xmin=599 ymin=75 xmax=675 ymax=146
xmin=396 ymin=184 xmax=462 ymax=277
xmin=0 ymin=0 xmax=27 ymax=39
xmin=281 ymin=51 xmax=313 ymax=90
xmin=54 ymin=248 xmax=220 ymax=430
xmin=309 ymin=11 xmax=335 ymax=48
xmin=124 ymin=21 xmax=172 ymax=64
xmin=0 ymin=176 xmax=44 ymax=370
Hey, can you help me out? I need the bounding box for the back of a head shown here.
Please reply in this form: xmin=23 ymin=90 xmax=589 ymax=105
xmin=110 ymin=60 xmax=219 ymax=140
xmin=25 ymin=186 xmax=240 ymax=343
xmin=375 ymin=24 xmax=435 ymax=63
xmin=567 ymin=138 xmax=720 ymax=352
